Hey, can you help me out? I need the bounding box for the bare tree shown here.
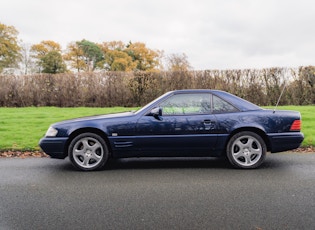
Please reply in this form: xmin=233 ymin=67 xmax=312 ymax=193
xmin=165 ymin=53 xmax=192 ymax=71
xmin=19 ymin=43 xmax=37 ymax=75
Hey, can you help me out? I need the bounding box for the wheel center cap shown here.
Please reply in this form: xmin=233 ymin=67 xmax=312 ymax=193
xmin=244 ymin=149 xmax=250 ymax=156
xmin=85 ymin=150 xmax=92 ymax=157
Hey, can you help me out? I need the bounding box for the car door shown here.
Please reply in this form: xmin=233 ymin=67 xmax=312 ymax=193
xmin=135 ymin=93 xmax=218 ymax=156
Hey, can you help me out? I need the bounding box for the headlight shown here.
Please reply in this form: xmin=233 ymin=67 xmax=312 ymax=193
xmin=45 ymin=126 xmax=58 ymax=137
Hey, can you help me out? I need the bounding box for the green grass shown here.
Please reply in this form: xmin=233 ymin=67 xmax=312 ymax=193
xmin=0 ymin=106 xmax=313 ymax=151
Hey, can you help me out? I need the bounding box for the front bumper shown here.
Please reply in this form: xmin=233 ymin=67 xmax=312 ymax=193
xmin=39 ymin=137 xmax=68 ymax=159
xmin=268 ymin=132 xmax=304 ymax=153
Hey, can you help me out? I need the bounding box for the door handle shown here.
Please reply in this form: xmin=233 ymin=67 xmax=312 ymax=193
xmin=203 ymin=119 xmax=214 ymax=131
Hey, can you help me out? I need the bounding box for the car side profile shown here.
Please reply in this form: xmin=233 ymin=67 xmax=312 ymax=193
xmin=39 ymin=89 xmax=304 ymax=171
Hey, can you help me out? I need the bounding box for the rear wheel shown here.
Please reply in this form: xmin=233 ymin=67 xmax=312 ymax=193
xmin=68 ymin=133 xmax=109 ymax=171
xmin=227 ymin=131 xmax=266 ymax=169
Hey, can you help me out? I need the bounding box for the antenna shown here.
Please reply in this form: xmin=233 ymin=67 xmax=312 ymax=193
xmin=273 ymin=83 xmax=286 ymax=113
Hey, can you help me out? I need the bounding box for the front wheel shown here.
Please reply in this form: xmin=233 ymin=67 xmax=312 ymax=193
xmin=226 ymin=131 xmax=266 ymax=169
xmin=68 ymin=133 xmax=109 ymax=171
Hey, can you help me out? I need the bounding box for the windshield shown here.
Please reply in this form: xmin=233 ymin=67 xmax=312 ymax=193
xmin=134 ymin=91 xmax=172 ymax=115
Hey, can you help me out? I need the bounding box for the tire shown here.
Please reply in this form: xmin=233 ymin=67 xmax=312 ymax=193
xmin=68 ymin=133 xmax=109 ymax=171
xmin=226 ymin=131 xmax=266 ymax=169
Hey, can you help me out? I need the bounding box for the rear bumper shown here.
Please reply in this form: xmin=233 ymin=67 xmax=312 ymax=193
xmin=268 ymin=132 xmax=304 ymax=153
xmin=39 ymin=137 xmax=68 ymax=159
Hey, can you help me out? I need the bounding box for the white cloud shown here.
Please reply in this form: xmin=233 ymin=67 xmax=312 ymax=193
xmin=1 ymin=0 xmax=314 ymax=70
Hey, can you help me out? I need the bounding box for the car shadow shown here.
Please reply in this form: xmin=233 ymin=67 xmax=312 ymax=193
xmin=55 ymin=155 xmax=288 ymax=172
xmin=104 ymin=157 xmax=233 ymax=170
xmin=103 ymin=153 xmax=292 ymax=171
xmin=55 ymin=157 xmax=233 ymax=171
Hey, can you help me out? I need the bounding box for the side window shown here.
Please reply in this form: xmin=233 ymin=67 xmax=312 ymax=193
xmin=212 ymin=95 xmax=239 ymax=113
xmin=159 ymin=93 xmax=211 ymax=115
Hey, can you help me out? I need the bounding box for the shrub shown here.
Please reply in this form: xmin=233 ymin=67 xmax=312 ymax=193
xmin=0 ymin=67 xmax=314 ymax=107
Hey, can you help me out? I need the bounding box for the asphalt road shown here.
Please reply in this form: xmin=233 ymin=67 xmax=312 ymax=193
xmin=1 ymin=153 xmax=315 ymax=230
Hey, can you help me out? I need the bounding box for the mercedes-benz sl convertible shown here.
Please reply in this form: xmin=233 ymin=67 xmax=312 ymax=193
xmin=39 ymin=89 xmax=304 ymax=171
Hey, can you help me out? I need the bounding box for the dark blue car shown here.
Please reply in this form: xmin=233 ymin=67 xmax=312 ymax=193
xmin=39 ymin=89 xmax=304 ymax=170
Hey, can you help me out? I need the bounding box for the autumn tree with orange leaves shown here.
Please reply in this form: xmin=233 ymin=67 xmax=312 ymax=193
xmin=99 ymin=41 xmax=136 ymax=71
xmin=31 ymin=40 xmax=66 ymax=73
xmin=0 ymin=23 xmax=21 ymax=73
xmin=125 ymin=42 xmax=162 ymax=71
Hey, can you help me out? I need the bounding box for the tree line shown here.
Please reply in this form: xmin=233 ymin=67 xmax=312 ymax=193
xmin=0 ymin=67 xmax=314 ymax=107
xmin=0 ymin=22 xmax=191 ymax=75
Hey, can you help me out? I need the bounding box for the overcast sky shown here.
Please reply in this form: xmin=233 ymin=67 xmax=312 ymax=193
xmin=1 ymin=0 xmax=315 ymax=70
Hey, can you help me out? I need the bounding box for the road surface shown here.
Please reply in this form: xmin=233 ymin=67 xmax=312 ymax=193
xmin=0 ymin=153 xmax=315 ymax=229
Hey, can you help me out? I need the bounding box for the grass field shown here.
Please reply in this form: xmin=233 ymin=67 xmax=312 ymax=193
xmin=0 ymin=106 xmax=313 ymax=151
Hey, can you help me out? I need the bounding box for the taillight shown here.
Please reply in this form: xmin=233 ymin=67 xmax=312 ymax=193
xmin=290 ymin=120 xmax=301 ymax=131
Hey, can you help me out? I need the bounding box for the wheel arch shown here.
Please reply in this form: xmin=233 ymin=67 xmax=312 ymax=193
xmin=227 ymin=127 xmax=271 ymax=152
xmin=65 ymin=128 xmax=112 ymax=156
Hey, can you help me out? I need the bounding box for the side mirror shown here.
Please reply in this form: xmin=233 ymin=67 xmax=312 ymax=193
xmin=150 ymin=107 xmax=162 ymax=120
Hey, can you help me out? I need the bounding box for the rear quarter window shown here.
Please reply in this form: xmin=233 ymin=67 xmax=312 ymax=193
xmin=212 ymin=95 xmax=239 ymax=114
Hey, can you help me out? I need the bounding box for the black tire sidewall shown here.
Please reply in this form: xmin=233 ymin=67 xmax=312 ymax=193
xmin=227 ymin=131 xmax=266 ymax=169
xmin=68 ymin=133 xmax=109 ymax=171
